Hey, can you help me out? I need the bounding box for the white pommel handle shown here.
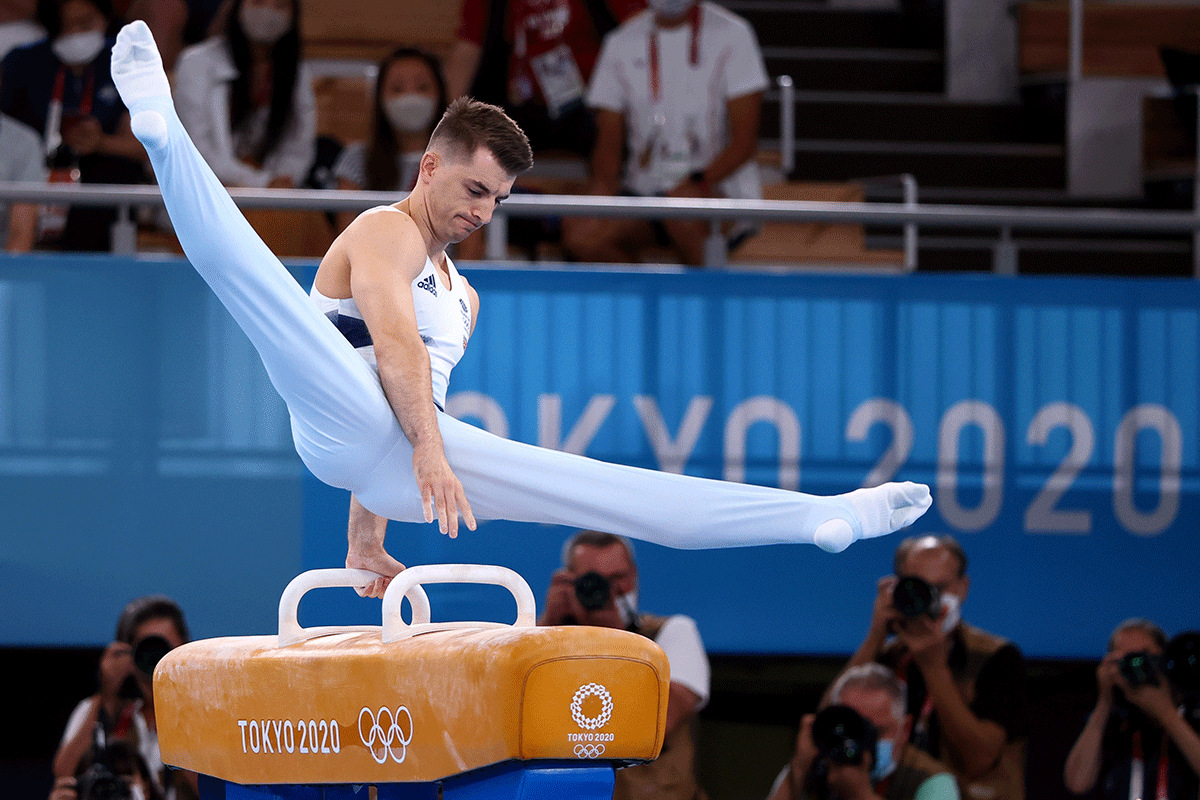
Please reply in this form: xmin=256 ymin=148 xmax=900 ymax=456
xmin=277 ymin=568 xmax=431 ymax=647
xmin=381 ymin=563 xmax=537 ymax=642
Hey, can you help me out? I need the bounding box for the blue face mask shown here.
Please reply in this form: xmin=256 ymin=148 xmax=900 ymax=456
xmin=871 ymin=739 xmax=897 ymax=783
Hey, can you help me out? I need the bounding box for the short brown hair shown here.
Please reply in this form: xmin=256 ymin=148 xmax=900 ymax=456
xmin=1108 ymin=618 xmax=1168 ymax=653
xmin=561 ymin=530 xmax=637 ymax=571
xmin=429 ymin=97 xmax=533 ymax=176
xmin=893 ymin=534 xmax=968 ymax=578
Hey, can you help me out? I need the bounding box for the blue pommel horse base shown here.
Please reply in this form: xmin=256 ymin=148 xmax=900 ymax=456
xmin=152 ymin=566 xmax=671 ymax=800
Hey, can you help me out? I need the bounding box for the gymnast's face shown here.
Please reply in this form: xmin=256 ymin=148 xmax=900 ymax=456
xmin=419 ymin=145 xmax=514 ymax=244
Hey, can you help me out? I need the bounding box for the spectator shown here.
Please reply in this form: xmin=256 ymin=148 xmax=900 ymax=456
xmin=53 ymin=595 xmax=198 ymax=800
xmin=0 ymin=111 xmax=46 ymax=251
xmin=540 ymin=530 xmax=709 ymax=800
xmin=1063 ymin=619 xmax=1200 ymax=799
xmin=0 ymin=0 xmax=43 ymax=62
xmin=0 ymin=0 xmax=148 ymax=251
xmin=838 ymin=535 xmax=1028 ymax=800
xmin=560 ymin=0 xmax=766 ymax=266
xmin=443 ymin=0 xmax=644 ymax=157
xmin=49 ymin=739 xmax=164 ymax=800
xmin=332 ymin=46 xmax=447 ymax=232
xmin=173 ymin=0 xmax=314 ymax=188
xmin=122 ymin=0 xmax=221 ymax=72
xmin=768 ymin=664 xmax=960 ymax=800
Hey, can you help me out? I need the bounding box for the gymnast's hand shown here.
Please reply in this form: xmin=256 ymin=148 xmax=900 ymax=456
xmin=412 ymin=442 xmax=476 ymax=537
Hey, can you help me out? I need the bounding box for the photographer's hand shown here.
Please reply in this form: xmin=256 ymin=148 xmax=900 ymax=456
xmin=1116 ymin=674 xmax=1178 ymax=726
xmin=538 ymin=570 xmax=584 ymax=626
xmin=768 ymin=714 xmax=819 ymax=800
xmin=826 ymin=760 xmax=883 ymax=800
xmin=97 ymin=641 xmax=135 ymax=718
xmin=47 ymin=776 xmax=77 ymax=800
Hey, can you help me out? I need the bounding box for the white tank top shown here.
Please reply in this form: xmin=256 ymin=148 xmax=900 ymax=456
xmin=310 ymin=255 xmax=471 ymax=409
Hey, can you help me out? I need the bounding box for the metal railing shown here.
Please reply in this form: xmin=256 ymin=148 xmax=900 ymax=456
xmin=4 ymin=181 xmax=1200 ymax=273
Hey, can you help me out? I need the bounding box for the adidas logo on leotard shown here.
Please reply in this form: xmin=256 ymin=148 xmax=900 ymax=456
xmin=416 ymin=274 xmax=437 ymax=297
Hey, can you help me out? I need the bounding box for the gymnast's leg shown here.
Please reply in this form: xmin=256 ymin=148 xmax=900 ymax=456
xmin=355 ymin=413 xmax=931 ymax=553
xmin=110 ymin=21 xmax=406 ymax=492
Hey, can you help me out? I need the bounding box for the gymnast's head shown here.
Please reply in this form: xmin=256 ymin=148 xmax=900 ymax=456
xmin=413 ymin=97 xmax=533 ymax=242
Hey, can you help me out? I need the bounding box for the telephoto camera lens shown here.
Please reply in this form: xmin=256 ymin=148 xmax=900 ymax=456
xmin=573 ymin=571 xmax=612 ymax=611
xmin=1166 ymin=632 xmax=1200 ymax=694
xmin=810 ymin=704 xmax=878 ymax=767
xmin=892 ymin=576 xmax=940 ymax=618
xmin=132 ymin=634 xmax=172 ymax=677
xmin=75 ymin=763 xmax=131 ymax=800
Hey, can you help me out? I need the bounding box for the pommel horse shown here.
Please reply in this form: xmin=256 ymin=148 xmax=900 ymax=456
xmin=153 ymin=565 xmax=671 ymax=799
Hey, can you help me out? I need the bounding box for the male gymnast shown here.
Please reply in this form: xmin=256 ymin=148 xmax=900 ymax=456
xmin=109 ymin=21 xmax=932 ymax=599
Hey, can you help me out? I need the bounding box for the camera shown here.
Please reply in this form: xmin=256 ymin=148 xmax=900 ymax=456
xmin=892 ymin=576 xmax=940 ymax=618
xmin=75 ymin=763 xmax=133 ymax=800
xmin=573 ymin=571 xmax=612 ymax=611
xmin=1165 ymin=632 xmax=1200 ymax=694
xmin=805 ymin=705 xmax=879 ymax=799
xmin=132 ymin=635 xmax=172 ymax=677
xmin=1118 ymin=650 xmax=1164 ymax=687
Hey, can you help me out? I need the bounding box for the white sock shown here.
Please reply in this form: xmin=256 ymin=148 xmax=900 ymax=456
xmin=110 ymin=21 xmax=172 ymax=148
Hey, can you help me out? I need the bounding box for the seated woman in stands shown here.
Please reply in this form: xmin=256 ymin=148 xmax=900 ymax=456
xmin=0 ymin=0 xmax=148 ymax=251
xmin=332 ymin=46 xmax=447 ymax=232
xmin=173 ymin=0 xmax=314 ymax=188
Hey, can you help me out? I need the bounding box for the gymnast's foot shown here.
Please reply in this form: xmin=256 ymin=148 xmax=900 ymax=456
xmin=111 ymin=21 xmax=172 ymax=148
xmin=813 ymin=481 xmax=932 ymax=553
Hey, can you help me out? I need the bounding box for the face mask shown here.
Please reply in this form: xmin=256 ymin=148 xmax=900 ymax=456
xmin=939 ymin=593 xmax=962 ymax=634
xmin=52 ymin=30 xmax=105 ymax=66
xmin=384 ymin=94 xmax=438 ymax=134
xmin=239 ymin=4 xmax=292 ymax=45
xmin=128 ymin=784 xmax=145 ymax=800
xmin=871 ymin=738 xmax=898 ymax=782
xmin=614 ymin=589 xmax=638 ymax=628
xmin=647 ymin=0 xmax=696 ymax=20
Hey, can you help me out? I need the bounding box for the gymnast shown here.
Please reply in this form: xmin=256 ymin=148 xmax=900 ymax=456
xmin=109 ymin=21 xmax=932 ymax=598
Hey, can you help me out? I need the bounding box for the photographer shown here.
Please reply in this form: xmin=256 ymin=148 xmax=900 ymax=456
xmin=49 ymin=739 xmax=162 ymax=800
xmin=768 ymin=664 xmax=958 ymax=800
xmin=1063 ymin=619 xmax=1200 ymax=799
xmin=540 ymin=530 xmax=710 ymax=800
xmin=838 ymin=535 xmax=1027 ymax=800
xmin=52 ymin=595 xmax=198 ymax=800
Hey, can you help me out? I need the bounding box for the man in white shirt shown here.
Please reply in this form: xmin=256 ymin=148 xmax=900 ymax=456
xmin=540 ymin=530 xmax=710 ymax=800
xmin=562 ymin=0 xmax=767 ymax=265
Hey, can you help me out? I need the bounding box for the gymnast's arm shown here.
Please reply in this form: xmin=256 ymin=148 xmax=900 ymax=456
xmin=345 ymin=209 xmax=475 ymax=536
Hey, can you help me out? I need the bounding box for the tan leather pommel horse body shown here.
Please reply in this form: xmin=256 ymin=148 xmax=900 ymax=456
xmin=152 ymin=565 xmax=670 ymax=799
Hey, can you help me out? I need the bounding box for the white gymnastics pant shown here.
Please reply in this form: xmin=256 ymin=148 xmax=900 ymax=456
xmin=112 ymin=22 xmax=929 ymax=551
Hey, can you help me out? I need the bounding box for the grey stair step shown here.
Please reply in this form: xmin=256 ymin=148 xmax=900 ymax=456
xmin=719 ymin=1 xmax=943 ymax=49
xmin=773 ymin=141 xmax=1065 ymax=188
xmin=760 ymin=92 xmax=1054 ymax=144
xmin=763 ymin=46 xmax=943 ymax=92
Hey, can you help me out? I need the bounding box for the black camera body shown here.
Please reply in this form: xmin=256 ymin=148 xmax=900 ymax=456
xmin=573 ymin=571 xmax=612 ymax=611
xmin=892 ymin=576 xmax=941 ymax=619
xmin=75 ymin=763 xmax=133 ymax=800
xmin=805 ymin=705 xmax=879 ymax=799
xmin=1118 ymin=650 xmax=1165 ymax=688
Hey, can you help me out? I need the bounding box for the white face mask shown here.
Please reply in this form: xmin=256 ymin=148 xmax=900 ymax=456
xmin=384 ymin=94 xmax=438 ymax=134
xmin=53 ymin=30 xmax=105 ymax=66
xmin=939 ymin=593 xmax=962 ymax=634
xmin=871 ymin=738 xmax=898 ymax=782
xmin=239 ymin=4 xmax=292 ymax=45
xmin=128 ymin=784 xmax=146 ymax=800
xmin=614 ymin=589 xmax=638 ymax=628
xmin=647 ymin=0 xmax=696 ymax=20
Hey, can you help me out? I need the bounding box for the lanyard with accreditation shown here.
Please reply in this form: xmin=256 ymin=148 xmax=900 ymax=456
xmin=40 ymin=64 xmax=95 ymax=241
xmin=647 ymin=3 xmax=701 ymax=102
xmin=1129 ymin=729 xmax=1171 ymax=800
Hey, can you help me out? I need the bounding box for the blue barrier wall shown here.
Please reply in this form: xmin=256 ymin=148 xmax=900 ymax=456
xmin=2 ymin=254 xmax=1196 ymax=657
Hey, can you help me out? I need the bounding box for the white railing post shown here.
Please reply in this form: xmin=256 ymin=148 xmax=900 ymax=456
xmin=777 ymin=75 xmax=795 ymax=177
xmin=485 ymin=209 xmax=508 ymax=261
xmin=901 ymin=174 xmax=918 ymax=272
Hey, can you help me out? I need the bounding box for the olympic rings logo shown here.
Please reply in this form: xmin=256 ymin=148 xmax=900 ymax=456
xmin=570 ymin=683 xmax=613 ymax=730
xmin=358 ymin=706 xmax=414 ymax=765
xmin=574 ymin=743 xmax=606 ymax=759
